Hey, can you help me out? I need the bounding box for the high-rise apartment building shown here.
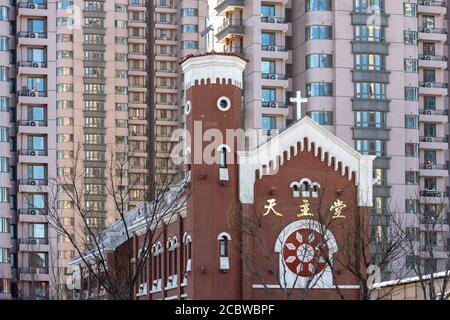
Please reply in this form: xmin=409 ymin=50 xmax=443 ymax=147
xmin=0 ymin=0 xmax=207 ymax=300
xmin=209 ymin=0 xmax=449 ymax=278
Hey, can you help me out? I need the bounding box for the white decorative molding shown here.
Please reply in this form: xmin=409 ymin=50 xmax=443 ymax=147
xmin=185 ymin=100 xmax=192 ymax=115
xmin=181 ymin=54 xmax=247 ymax=90
xmin=216 ymin=96 xmax=231 ymax=111
xmin=217 ymin=232 xmax=232 ymax=240
xmin=238 ymin=117 xmax=375 ymax=206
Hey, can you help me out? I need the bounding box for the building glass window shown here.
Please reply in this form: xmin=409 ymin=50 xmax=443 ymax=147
xmin=307 ymin=111 xmax=333 ymax=125
xmin=355 ymin=140 xmax=386 ymax=156
xmin=405 ymin=87 xmax=419 ymax=101
xmin=405 ymin=115 xmax=419 ymax=129
xmin=355 ymin=82 xmax=385 ymax=99
xmin=404 ymin=59 xmax=418 ymax=73
xmin=305 ymin=25 xmax=332 ymax=40
xmin=354 ymin=54 xmax=384 ymax=70
xmin=354 ymin=25 xmax=384 ymax=42
xmin=306 ymin=54 xmax=333 ymax=68
xmin=404 ymin=3 xmax=417 ymax=17
xmin=306 ymin=0 xmax=332 ymax=11
xmin=405 ymin=143 xmax=419 ymax=157
xmin=180 ymin=8 xmax=198 ymax=16
xmin=355 ymin=111 xmax=386 ymax=128
xmin=405 ymin=171 xmax=419 ymax=185
xmin=306 ymin=82 xmax=333 ymax=97
xmin=404 ymin=31 xmax=418 ymax=45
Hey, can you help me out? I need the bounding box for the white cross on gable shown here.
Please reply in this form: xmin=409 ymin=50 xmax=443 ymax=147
xmin=290 ymin=91 xmax=308 ymax=121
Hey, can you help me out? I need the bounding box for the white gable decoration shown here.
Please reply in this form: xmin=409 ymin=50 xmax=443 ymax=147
xmin=237 ymin=117 xmax=375 ymax=207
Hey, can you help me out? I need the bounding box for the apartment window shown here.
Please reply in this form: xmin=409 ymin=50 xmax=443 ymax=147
xmin=85 ymin=150 xmax=105 ymax=161
xmin=114 ymin=3 xmax=124 ymax=11
xmin=373 ymin=168 xmax=387 ymax=186
xmin=0 ymin=217 xmax=7 ymax=233
xmin=404 ymin=87 xmax=419 ymax=101
xmin=405 ymin=171 xmax=420 ymax=185
xmin=404 ymin=31 xmax=418 ymax=45
xmin=84 ymin=34 xmax=104 ymax=45
xmin=355 ymin=82 xmax=385 ymax=99
xmin=354 ymin=54 xmax=384 ymax=71
xmin=56 ymin=34 xmax=73 ymax=42
xmin=424 ymin=123 xmax=436 ymax=137
xmin=181 ymin=41 xmax=198 ymax=49
xmin=56 ymin=117 xmax=73 ymax=126
xmin=405 ymin=143 xmax=419 ymax=157
xmin=405 ymin=115 xmax=419 ymax=129
xmin=115 ymin=53 xmax=128 ymax=62
xmin=0 ymin=248 xmax=10 ymax=263
xmin=404 ymin=3 xmax=417 ymax=17
xmin=0 ymin=66 xmax=7 ymax=82
xmin=0 ymin=7 xmax=7 ymax=21
xmin=57 ymin=167 xmax=74 ymax=177
xmin=85 ymin=117 xmax=104 ymax=128
xmin=27 ymin=194 xmax=45 ymax=209
xmin=305 ymin=25 xmax=332 ymax=40
xmin=85 ymin=101 xmax=104 ymax=111
xmin=84 ymin=167 xmax=105 ymax=179
xmin=262 ymin=116 xmax=276 ymax=131
xmin=423 ymin=69 xmax=435 ymax=83
xmin=0 ymin=96 xmax=8 ymax=111
xmin=56 ymin=17 xmax=73 ymax=26
xmin=85 ymin=17 xmax=104 ymax=28
xmin=405 ymin=199 xmax=418 ymax=213
xmin=57 ymin=133 xmax=73 ymax=143
xmin=115 ymin=20 xmax=127 ymax=29
xmin=57 ymin=150 xmax=73 ymax=159
xmin=424 ymin=177 xmax=437 ymax=191
xmin=115 ymin=119 xmax=128 ymax=128
xmin=56 ymin=84 xmax=73 ymax=92
xmin=355 ymin=140 xmax=386 ymax=156
xmin=84 ymin=84 xmax=104 ymax=94
xmin=56 ymin=67 xmax=73 ymax=76
xmin=85 ymin=50 xmax=104 ymax=61
xmin=261 ymin=32 xmax=275 ymax=46
xmin=355 ymin=111 xmax=386 ymax=128
xmin=116 ymin=136 xmax=128 ymax=144
xmin=0 ymin=157 xmax=7 ymax=172
xmin=0 ymin=127 xmax=8 ymax=142
xmin=56 ymin=50 xmax=73 ymax=59
xmin=354 ymin=25 xmax=384 ymax=42
xmin=307 ymin=111 xmax=333 ymax=125
xmin=85 ymin=134 xmax=104 ymax=145
xmin=424 ymin=150 xmax=437 ymax=165
xmin=406 ymin=227 xmax=419 ymax=242
xmin=354 ymin=0 xmax=384 ymax=12
xmin=57 ymin=0 xmax=73 ymax=8
xmin=306 ymin=54 xmax=333 ymax=68
xmin=0 ymin=36 xmax=8 ymax=51
xmin=58 ymin=250 xmax=74 ymax=259
xmin=182 ymin=24 xmax=198 ymax=33
xmin=85 ymin=184 xmax=105 ymax=194
xmin=424 ymin=96 xmax=436 ymax=110
xmin=307 ymin=82 xmax=333 ymax=97
xmin=306 ymin=0 xmax=331 ymax=11
xmin=180 ymin=8 xmax=198 ymax=16
xmin=85 ymin=67 xmax=104 ymax=78
xmin=0 ymin=187 xmax=7 ymax=203
xmin=85 ymin=201 xmax=105 ymax=212
xmin=404 ymin=59 xmax=418 ymax=73
xmin=56 ymin=100 xmax=73 ymax=109
xmin=28 ymin=223 xmax=47 ymax=239
xmin=57 ymin=234 xmax=72 ymax=243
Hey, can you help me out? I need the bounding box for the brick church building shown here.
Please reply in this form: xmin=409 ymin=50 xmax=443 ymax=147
xmin=69 ymin=53 xmax=375 ymax=300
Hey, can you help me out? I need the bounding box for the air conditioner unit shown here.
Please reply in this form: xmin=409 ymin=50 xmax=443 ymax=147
xmin=426 ymin=110 xmax=432 ymax=115
xmin=425 ymin=82 xmax=432 ymax=88
xmin=269 ymin=18 xmax=275 ymax=23
xmin=426 ymin=137 xmax=432 ymax=142
xmin=30 ymin=268 xmax=37 ymax=274
xmin=30 ymin=239 xmax=37 ymax=244
xmin=424 ymin=1 xmax=432 ymax=5
xmin=28 ymin=3 xmax=36 ymax=9
xmin=32 ymin=62 xmax=39 ymax=68
xmin=117 ymin=106 xmax=123 ymax=111
xmin=437 ymin=192 xmax=442 ymax=197
xmin=30 ymin=121 xmax=36 ymax=126
xmin=269 ymin=74 xmax=276 ymax=79
xmin=270 ymin=102 xmax=276 ymax=108
xmin=30 ymin=209 xmax=36 ymax=215
xmin=29 ymin=151 xmax=36 ymax=156
xmin=30 ymin=180 xmax=36 ymax=185
xmin=425 ymin=28 xmax=432 ymax=33
xmin=427 ymin=164 xmax=433 ymax=169
xmin=30 ymin=92 xmax=36 ymax=97
xmin=425 ymin=55 xmax=432 ymax=61
xmin=269 ymin=46 xmax=276 ymax=51
xmin=29 ymin=32 xmax=37 ymax=38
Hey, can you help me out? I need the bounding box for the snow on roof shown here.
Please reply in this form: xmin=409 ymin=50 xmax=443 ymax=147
xmin=373 ymin=270 xmax=450 ymax=289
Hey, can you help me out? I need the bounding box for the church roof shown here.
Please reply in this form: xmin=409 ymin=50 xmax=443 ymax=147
xmin=237 ymin=117 xmax=375 ymax=206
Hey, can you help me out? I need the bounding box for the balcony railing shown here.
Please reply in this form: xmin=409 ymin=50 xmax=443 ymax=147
xmin=129 ymin=1 xmax=145 ymax=7
xmin=18 ymin=90 xmax=47 ymax=97
xmin=17 ymin=2 xmax=47 ymax=9
xmin=17 ymin=31 xmax=48 ymax=39
xmin=156 ymin=20 xmax=177 ymax=25
xmin=261 ymin=44 xmax=288 ymax=52
xmin=418 ymin=0 xmax=447 ymax=6
xmin=419 ymin=109 xmax=448 ymax=115
xmin=420 ymin=163 xmax=447 ymax=170
xmin=155 ymin=68 xmax=177 ymax=73
xmin=217 ymin=19 xmax=244 ymax=34
xmin=420 ymin=190 xmax=448 ymax=197
xmin=18 ymin=179 xmax=48 ymax=186
xmin=223 ymin=46 xmax=243 ymax=54
xmin=419 ymin=27 xmax=447 ymax=34
xmin=17 ymin=120 xmax=47 ymax=127
xmin=418 ymin=54 xmax=447 ymax=61
xmin=262 ymin=101 xmax=288 ymax=108
xmin=156 ymin=3 xmax=176 ymax=9
xmin=19 ymin=267 xmax=49 ymax=274
xmin=156 ymin=52 xmax=177 ymax=57
xmin=17 ymin=61 xmax=47 ymax=68
xmin=261 ymin=16 xmax=286 ymax=23
xmin=419 ymin=82 xmax=448 ymax=88
xmin=18 ymin=238 xmax=49 ymax=245
xmin=18 ymin=149 xmax=47 ymax=156
xmin=419 ymin=136 xmax=448 ymax=142
xmin=262 ymin=73 xmax=288 ymax=80
xmin=17 ymin=208 xmax=48 ymax=215
xmin=155 ymin=36 xmax=177 ymax=41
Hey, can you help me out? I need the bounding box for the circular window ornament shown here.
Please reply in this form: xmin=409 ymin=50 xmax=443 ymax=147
xmin=185 ymin=100 xmax=192 ymax=115
xmin=217 ymin=96 xmax=231 ymax=112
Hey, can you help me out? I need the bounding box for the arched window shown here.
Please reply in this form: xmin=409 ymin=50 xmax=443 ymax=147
xmin=301 ymin=181 xmax=309 ymax=192
xmin=219 ymin=236 xmax=228 ymax=257
xmin=219 ymin=147 xmax=227 ymax=168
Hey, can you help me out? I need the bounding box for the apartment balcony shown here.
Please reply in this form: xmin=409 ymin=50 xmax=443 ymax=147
xmin=261 ymin=73 xmax=289 ymax=88
xmin=155 ymin=52 xmax=178 ymax=60
xmin=418 ymin=54 xmax=447 ymax=69
xmin=261 ymin=44 xmax=289 ymax=60
xmin=17 ymin=32 xmax=48 ymax=47
xmin=352 ymin=70 xmax=390 ymax=83
xmin=261 ymin=101 xmax=290 ymax=116
xmin=352 ymin=41 xmax=390 ymax=55
xmin=18 ymin=238 xmax=50 ymax=252
xmin=419 ymin=163 xmax=449 ymax=177
xmin=418 ymin=0 xmax=447 ymax=15
xmin=17 ymin=119 xmax=47 ymax=127
xmin=155 ymin=68 xmax=177 ymax=77
xmin=18 ymin=238 xmax=49 ymax=245
xmin=351 ymin=12 xmax=389 ymax=27
xmin=223 ymin=46 xmax=243 ymax=54
xmin=215 ymin=0 xmax=244 ymax=16
xmin=18 ymin=179 xmax=48 ymax=192
xmin=155 ymin=20 xmax=177 ymax=29
xmin=155 ymin=2 xmax=176 ymax=13
xmin=216 ymin=19 xmax=244 ymax=43
xmin=261 ymin=16 xmax=289 ymax=32
xmin=419 ymin=108 xmax=448 ymax=123
xmin=17 ymin=120 xmax=48 ymax=136
xmin=129 ymin=66 xmax=147 ymax=76
xmin=155 ymin=84 xmax=177 ymax=93
xmin=128 ymin=0 xmax=146 ymax=9
xmin=17 ymin=61 xmax=47 ymax=75
xmin=420 ymin=190 xmax=448 ymax=198
xmin=419 ymin=136 xmax=448 ymax=150
xmin=155 ymin=35 xmax=177 ymax=42
xmin=418 ymin=27 xmax=447 ymax=42
xmin=17 ymin=2 xmax=48 ymax=17
xmin=419 ymin=82 xmax=448 ymax=95
xmin=128 ymin=34 xmax=147 ymax=43
xmin=18 ymin=149 xmax=47 ymax=157
xmin=19 ymin=269 xmax=50 ymax=283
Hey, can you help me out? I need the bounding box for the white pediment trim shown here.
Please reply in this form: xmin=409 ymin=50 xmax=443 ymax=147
xmin=237 ymin=117 xmax=375 ymax=207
